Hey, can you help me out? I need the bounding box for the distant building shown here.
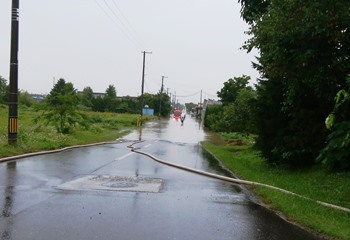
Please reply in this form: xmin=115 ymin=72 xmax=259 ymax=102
xmin=29 ymin=94 xmax=46 ymax=102
xmin=201 ymin=99 xmax=221 ymax=120
xmin=77 ymin=91 xmax=105 ymax=98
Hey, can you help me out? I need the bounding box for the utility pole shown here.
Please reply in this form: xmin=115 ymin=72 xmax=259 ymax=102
xmin=158 ymin=76 xmax=167 ymax=118
xmin=140 ymin=51 xmax=151 ymax=126
xmin=8 ymin=0 xmax=19 ymax=144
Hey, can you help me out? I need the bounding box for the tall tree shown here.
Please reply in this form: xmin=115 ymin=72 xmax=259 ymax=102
xmin=81 ymin=86 xmax=94 ymax=108
xmin=104 ymin=85 xmax=118 ymax=112
xmin=217 ymin=75 xmax=251 ymax=105
xmin=238 ymin=0 xmax=270 ymax=24
xmin=222 ymin=88 xmax=256 ymax=133
xmin=105 ymin=84 xmax=117 ymax=99
xmin=240 ymin=0 xmax=350 ymax=167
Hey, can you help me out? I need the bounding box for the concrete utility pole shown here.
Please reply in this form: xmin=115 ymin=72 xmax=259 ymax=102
xmin=8 ymin=0 xmax=20 ymax=144
xmin=158 ymin=76 xmax=167 ymax=118
xmin=140 ymin=51 xmax=151 ymax=126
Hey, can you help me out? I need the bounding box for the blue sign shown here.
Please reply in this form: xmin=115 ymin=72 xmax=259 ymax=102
xmin=142 ymin=108 xmax=154 ymax=116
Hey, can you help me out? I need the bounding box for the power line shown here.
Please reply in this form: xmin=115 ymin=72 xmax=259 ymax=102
xmin=176 ymin=91 xmax=201 ymax=98
xmin=102 ymin=0 xmax=143 ymax=47
xmin=93 ymin=0 xmax=143 ymax=49
xmin=203 ymin=91 xmax=217 ymax=98
xmin=110 ymin=0 xmax=146 ymax=47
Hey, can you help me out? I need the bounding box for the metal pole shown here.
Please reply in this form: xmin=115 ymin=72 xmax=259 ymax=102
xmin=8 ymin=0 xmax=19 ymax=144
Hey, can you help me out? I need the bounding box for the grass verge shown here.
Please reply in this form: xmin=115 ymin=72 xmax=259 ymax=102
xmin=0 ymin=105 xmax=156 ymax=157
xmin=201 ymin=141 xmax=350 ymax=240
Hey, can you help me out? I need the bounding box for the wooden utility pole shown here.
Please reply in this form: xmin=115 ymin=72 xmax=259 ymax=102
xmin=8 ymin=0 xmax=20 ymax=144
xmin=140 ymin=51 xmax=151 ymax=126
xmin=158 ymin=76 xmax=167 ymax=118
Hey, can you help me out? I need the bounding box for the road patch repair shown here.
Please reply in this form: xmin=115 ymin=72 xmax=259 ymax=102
xmin=57 ymin=175 xmax=163 ymax=193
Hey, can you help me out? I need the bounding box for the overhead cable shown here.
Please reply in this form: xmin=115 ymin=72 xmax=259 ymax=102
xmin=111 ymin=0 xmax=146 ymax=47
xmin=93 ymin=0 xmax=143 ymax=49
xmin=176 ymin=91 xmax=201 ymax=98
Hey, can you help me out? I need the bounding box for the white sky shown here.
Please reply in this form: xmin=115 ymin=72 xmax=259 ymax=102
xmin=0 ymin=0 xmax=259 ymax=104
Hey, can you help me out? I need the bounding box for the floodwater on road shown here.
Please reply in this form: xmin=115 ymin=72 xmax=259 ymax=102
xmin=0 ymin=116 xmax=323 ymax=240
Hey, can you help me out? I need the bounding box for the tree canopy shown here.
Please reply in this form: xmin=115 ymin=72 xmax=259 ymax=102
xmin=80 ymin=86 xmax=94 ymax=108
xmin=216 ymin=75 xmax=251 ymax=105
xmin=240 ymin=0 xmax=350 ymax=169
xmin=36 ymin=78 xmax=85 ymax=133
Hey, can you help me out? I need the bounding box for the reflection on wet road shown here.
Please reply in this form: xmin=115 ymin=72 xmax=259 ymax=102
xmin=0 ymin=117 xmax=322 ymax=239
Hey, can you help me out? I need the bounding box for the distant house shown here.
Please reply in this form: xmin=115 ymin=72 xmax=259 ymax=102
xmin=200 ymin=99 xmax=221 ymax=119
xmin=29 ymin=94 xmax=47 ymax=102
xmin=77 ymin=91 xmax=105 ymax=98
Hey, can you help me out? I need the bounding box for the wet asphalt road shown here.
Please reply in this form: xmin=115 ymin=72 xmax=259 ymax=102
xmin=0 ymin=116 xmax=322 ymax=240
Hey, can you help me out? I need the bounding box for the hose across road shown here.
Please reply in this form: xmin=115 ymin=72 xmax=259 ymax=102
xmin=1 ymin=139 xmax=348 ymax=213
xmin=128 ymin=141 xmax=350 ymax=213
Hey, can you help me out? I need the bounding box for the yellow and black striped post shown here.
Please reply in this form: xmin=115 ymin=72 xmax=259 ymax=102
xmin=8 ymin=117 xmax=18 ymax=138
xmin=8 ymin=0 xmax=19 ymax=144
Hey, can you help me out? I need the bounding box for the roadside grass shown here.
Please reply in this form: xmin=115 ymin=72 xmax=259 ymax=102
xmin=0 ymin=104 xmax=155 ymax=157
xmin=201 ymin=141 xmax=350 ymax=240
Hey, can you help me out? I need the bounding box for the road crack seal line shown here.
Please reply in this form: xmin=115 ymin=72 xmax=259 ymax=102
xmin=128 ymin=141 xmax=350 ymax=213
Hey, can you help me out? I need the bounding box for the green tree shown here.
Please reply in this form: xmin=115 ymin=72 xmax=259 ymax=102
xmin=105 ymin=84 xmax=117 ymax=98
xmin=91 ymin=96 xmax=105 ymax=112
xmin=203 ymin=104 xmax=225 ymax=132
xmin=217 ymin=75 xmax=251 ymax=105
xmin=318 ymin=79 xmax=350 ymax=171
xmin=238 ymin=0 xmax=270 ymax=24
xmin=0 ymin=76 xmax=8 ymax=104
xmin=80 ymin=86 xmax=94 ymax=108
xmin=19 ymin=91 xmax=36 ymax=107
xmin=241 ymin=0 xmax=350 ymax=167
xmin=155 ymin=93 xmax=171 ymax=117
xmin=139 ymin=93 xmax=171 ymax=117
xmin=36 ymin=78 xmax=86 ymax=133
xmin=222 ymin=88 xmax=256 ymax=133
xmin=116 ymin=96 xmax=139 ymax=114
xmin=104 ymin=85 xmax=118 ymax=112
xmin=185 ymin=102 xmax=196 ymax=113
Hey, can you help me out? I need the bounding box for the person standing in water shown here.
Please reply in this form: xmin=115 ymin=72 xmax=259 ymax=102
xmin=180 ymin=113 xmax=186 ymax=125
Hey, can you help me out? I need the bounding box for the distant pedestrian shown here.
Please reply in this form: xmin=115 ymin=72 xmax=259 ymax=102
xmin=180 ymin=113 xmax=186 ymax=125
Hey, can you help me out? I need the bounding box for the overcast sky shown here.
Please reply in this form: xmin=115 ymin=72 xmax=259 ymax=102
xmin=0 ymin=0 xmax=259 ymax=104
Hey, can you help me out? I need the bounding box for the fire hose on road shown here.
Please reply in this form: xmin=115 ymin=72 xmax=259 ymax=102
xmin=0 ymin=139 xmax=348 ymax=213
xmin=128 ymin=141 xmax=350 ymax=213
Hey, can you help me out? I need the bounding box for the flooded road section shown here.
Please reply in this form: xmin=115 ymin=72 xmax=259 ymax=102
xmin=0 ymin=116 xmax=322 ymax=240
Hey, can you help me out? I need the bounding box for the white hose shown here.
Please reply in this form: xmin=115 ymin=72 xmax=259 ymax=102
xmin=129 ymin=141 xmax=350 ymax=213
